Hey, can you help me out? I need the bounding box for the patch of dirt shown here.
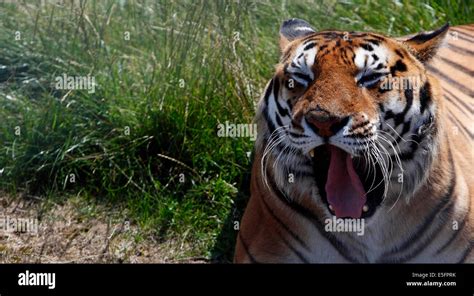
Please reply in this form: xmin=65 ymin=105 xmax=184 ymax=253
xmin=0 ymin=193 xmax=207 ymax=263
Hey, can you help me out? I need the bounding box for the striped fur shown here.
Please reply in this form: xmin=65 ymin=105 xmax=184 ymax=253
xmin=234 ymin=21 xmax=473 ymax=263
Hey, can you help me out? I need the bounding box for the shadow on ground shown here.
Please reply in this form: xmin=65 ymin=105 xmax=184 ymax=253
xmin=210 ymin=153 xmax=253 ymax=263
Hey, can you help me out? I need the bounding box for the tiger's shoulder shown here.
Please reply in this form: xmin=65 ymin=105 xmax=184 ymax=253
xmin=428 ymin=24 xmax=474 ymax=261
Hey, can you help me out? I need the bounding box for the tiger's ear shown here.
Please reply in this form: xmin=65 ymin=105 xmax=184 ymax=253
xmin=402 ymin=23 xmax=450 ymax=63
xmin=280 ymin=18 xmax=316 ymax=51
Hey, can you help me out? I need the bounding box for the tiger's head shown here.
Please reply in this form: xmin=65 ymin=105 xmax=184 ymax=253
xmin=258 ymin=19 xmax=449 ymax=220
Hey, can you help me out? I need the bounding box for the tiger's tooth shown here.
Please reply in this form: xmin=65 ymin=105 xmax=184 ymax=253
xmin=309 ymin=149 xmax=314 ymax=158
xmin=363 ymin=205 xmax=369 ymax=212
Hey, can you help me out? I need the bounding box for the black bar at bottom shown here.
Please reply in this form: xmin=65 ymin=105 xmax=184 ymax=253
xmin=0 ymin=264 xmax=472 ymax=295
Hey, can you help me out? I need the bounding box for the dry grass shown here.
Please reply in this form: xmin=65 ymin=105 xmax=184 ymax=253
xmin=0 ymin=192 xmax=207 ymax=263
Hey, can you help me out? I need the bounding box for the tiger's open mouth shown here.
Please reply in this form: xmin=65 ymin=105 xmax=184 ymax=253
xmin=311 ymin=144 xmax=384 ymax=219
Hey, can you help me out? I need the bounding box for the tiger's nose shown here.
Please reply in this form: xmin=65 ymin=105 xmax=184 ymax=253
xmin=305 ymin=111 xmax=349 ymax=137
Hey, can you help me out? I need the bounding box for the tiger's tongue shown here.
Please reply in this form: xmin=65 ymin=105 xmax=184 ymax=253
xmin=325 ymin=145 xmax=366 ymax=219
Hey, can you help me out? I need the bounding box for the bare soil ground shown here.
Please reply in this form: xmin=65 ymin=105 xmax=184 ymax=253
xmin=0 ymin=193 xmax=206 ymax=263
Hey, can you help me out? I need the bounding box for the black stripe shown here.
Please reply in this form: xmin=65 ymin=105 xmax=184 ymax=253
xmin=394 ymin=120 xmax=412 ymax=144
xmin=264 ymin=111 xmax=276 ymax=133
xmin=447 ymin=111 xmax=473 ymax=139
xmin=395 ymin=142 xmax=419 ymax=161
xmin=292 ymin=72 xmax=312 ymax=83
xmin=361 ymin=43 xmax=374 ymax=51
xmin=378 ymin=103 xmax=385 ymax=112
xmin=382 ymin=147 xmax=456 ymax=261
xmin=330 ymin=116 xmax=350 ymax=134
xmin=438 ymin=56 xmax=474 ymax=76
xmin=392 ymin=114 xmax=433 ymax=160
xmin=426 ymin=65 xmax=474 ymax=97
xmin=455 ymin=33 xmax=474 ymax=42
xmin=301 ymin=34 xmax=317 ymax=44
xmin=390 ymin=60 xmax=407 ymax=75
xmin=275 ymin=114 xmax=284 ymax=127
xmin=395 ymin=49 xmax=404 ymax=58
xmin=273 ymin=78 xmax=286 ymax=121
xmin=264 ymin=79 xmax=274 ymax=106
xmin=357 ymin=72 xmax=384 ymax=87
xmin=384 ymin=110 xmax=405 ymax=127
xmin=274 ymin=87 xmax=290 ymax=118
xmin=291 ymin=119 xmax=303 ymax=131
xmin=384 ymin=104 xmax=413 ymax=128
xmin=367 ymin=36 xmax=383 ymax=43
xmin=419 ymin=81 xmax=431 ymax=114
xmin=447 ymin=43 xmax=474 ymax=56
xmin=340 ymin=49 xmax=349 ymax=65
xmin=450 ymin=28 xmax=474 ymax=41
xmin=279 ymin=234 xmax=310 ymax=263
xmin=304 ymin=42 xmax=316 ymax=51
xmin=260 ymin=188 xmax=311 ymax=251
xmin=444 ymin=93 xmax=470 ymax=117
xmin=318 ymin=44 xmax=328 ymax=51
xmin=263 ymin=79 xmax=276 ymax=133
xmin=404 ymin=87 xmax=414 ymax=115
xmin=238 ymin=232 xmax=258 ymax=263
xmin=442 ymin=88 xmax=473 ymax=114
xmin=435 ymin=209 xmax=468 ymax=255
xmin=458 ymin=243 xmax=474 ymax=263
xmin=283 ymin=63 xmax=290 ymax=75
xmin=375 ymin=63 xmax=384 ymax=70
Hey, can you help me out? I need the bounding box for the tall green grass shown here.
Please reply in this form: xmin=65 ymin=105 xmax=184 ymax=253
xmin=0 ymin=0 xmax=472 ymax=261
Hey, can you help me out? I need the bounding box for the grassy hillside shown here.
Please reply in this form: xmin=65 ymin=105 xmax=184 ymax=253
xmin=0 ymin=0 xmax=472 ymax=261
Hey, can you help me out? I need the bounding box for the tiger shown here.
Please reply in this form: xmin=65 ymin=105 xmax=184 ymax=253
xmin=234 ymin=19 xmax=473 ymax=263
